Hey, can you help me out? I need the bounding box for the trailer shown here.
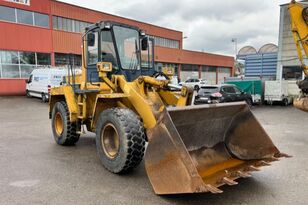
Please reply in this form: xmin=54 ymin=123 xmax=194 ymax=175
xmin=264 ymin=80 xmax=293 ymax=106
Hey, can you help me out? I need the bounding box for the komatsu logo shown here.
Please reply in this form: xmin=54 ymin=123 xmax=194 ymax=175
xmin=5 ymin=0 xmax=30 ymax=6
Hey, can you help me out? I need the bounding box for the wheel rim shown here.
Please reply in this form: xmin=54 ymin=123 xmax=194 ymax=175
xmin=54 ymin=112 xmax=64 ymax=136
xmin=101 ymin=123 xmax=120 ymax=159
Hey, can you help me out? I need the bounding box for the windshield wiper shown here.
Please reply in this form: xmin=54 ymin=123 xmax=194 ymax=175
xmin=128 ymin=39 xmax=139 ymax=72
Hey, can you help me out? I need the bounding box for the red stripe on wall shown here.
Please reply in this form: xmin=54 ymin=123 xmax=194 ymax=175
xmin=0 ymin=79 xmax=26 ymax=96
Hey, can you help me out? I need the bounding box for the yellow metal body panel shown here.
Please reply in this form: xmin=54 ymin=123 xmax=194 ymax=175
xmin=289 ymin=1 xmax=308 ymax=76
xmin=50 ymin=86 xmax=78 ymax=121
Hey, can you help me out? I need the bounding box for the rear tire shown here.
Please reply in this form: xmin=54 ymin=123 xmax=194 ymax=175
xmin=283 ymin=98 xmax=289 ymax=106
xmin=95 ymin=108 xmax=146 ymax=174
xmin=51 ymin=101 xmax=80 ymax=146
xmin=42 ymin=93 xmax=48 ymax=103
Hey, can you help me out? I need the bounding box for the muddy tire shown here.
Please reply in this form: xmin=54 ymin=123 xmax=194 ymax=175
xmin=95 ymin=108 xmax=146 ymax=174
xmin=51 ymin=101 xmax=80 ymax=146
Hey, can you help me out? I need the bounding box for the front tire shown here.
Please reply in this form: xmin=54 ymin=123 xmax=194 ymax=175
xmin=95 ymin=108 xmax=146 ymax=174
xmin=246 ymin=98 xmax=253 ymax=108
xmin=51 ymin=101 xmax=80 ymax=146
xmin=26 ymin=90 xmax=31 ymax=98
xmin=194 ymin=85 xmax=199 ymax=91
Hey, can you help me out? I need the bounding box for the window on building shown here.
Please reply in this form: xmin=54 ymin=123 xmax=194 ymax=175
xmin=282 ymin=66 xmax=303 ymax=80
xmin=202 ymin=66 xmax=216 ymax=72
xmin=52 ymin=16 xmax=57 ymax=29
xmin=16 ymin=9 xmax=33 ymax=25
xmin=55 ymin=53 xmax=68 ymax=65
xmin=34 ymin=13 xmax=49 ymax=28
xmin=74 ymin=20 xmax=81 ymax=33
xmin=151 ymin=36 xmax=180 ymax=49
xmin=37 ymin=53 xmax=51 ymax=65
xmin=2 ymin=65 xmax=20 ymax=78
xmin=0 ymin=6 xmax=15 ymax=22
xmin=0 ymin=6 xmax=49 ymax=28
xmin=20 ymin=65 xmax=36 ymax=78
xmin=67 ymin=19 xmax=73 ymax=32
xmin=0 ymin=51 xmax=19 ymax=64
xmin=219 ymin=67 xmax=230 ymax=74
xmin=0 ymin=50 xmax=51 ymax=79
xmin=55 ymin=53 xmax=81 ymax=66
xmin=19 ymin=52 xmax=35 ymax=65
xmin=52 ymin=16 xmax=91 ymax=33
xmin=182 ymin=64 xmax=199 ymax=72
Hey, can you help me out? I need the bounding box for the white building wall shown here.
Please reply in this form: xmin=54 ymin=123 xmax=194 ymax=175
xmin=277 ymin=4 xmax=304 ymax=80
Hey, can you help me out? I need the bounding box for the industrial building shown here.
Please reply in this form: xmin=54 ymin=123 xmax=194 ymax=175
xmin=0 ymin=0 xmax=234 ymax=95
xmin=276 ymin=2 xmax=306 ymax=81
xmin=238 ymin=44 xmax=278 ymax=80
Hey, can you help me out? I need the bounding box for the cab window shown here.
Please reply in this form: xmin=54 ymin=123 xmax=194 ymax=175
xmin=222 ymin=86 xmax=236 ymax=94
xmin=101 ymin=30 xmax=118 ymax=69
xmin=234 ymin=86 xmax=242 ymax=94
xmin=87 ymin=32 xmax=99 ymax=65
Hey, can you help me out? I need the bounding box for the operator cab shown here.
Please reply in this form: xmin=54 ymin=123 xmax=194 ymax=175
xmin=84 ymin=21 xmax=154 ymax=82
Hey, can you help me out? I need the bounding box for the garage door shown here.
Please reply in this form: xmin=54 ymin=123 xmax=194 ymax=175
xmin=180 ymin=64 xmax=199 ymax=82
xmin=217 ymin=67 xmax=231 ymax=84
xmin=201 ymin=66 xmax=216 ymax=85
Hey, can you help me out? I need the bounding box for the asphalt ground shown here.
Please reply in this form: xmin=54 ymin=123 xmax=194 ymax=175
xmin=0 ymin=96 xmax=307 ymax=205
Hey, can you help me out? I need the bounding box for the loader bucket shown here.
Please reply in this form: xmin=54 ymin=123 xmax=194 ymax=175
xmin=294 ymin=97 xmax=308 ymax=112
xmin=145 ymin=102 xmax=289 ymax=195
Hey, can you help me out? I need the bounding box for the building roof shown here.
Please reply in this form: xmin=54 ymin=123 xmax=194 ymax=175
xmin=54 ymin=0 xmax=181 ymax=34
xmin=258 ymin=43 xmax=278 ymax=54
xmin=238 ymin=46 xmax=257 ymax=56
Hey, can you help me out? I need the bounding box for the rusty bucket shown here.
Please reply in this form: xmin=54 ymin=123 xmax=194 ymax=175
xmin=145 ymin=102 xmax=290 ymax=194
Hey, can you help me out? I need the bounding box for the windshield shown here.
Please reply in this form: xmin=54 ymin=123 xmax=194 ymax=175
xmin=113 ymin=26 xmax=140 ymax=70
xmin=199 ymin=86 xmax=219 ymax=95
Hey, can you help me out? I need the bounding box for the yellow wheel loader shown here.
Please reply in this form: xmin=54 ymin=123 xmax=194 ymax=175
xmin=289 ymin=0 xmax=308 ymax=112
xmin=49 ymin=21 xmax=290 ymax=195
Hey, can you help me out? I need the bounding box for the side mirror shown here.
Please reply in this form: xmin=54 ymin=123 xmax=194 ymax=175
xmin=141 ymin=37 xmax=148 ymax=50
xmin=87 ymin=33 xmax=96 ymax=47
xmin=25 ymin=79 xmax=29 ymax=84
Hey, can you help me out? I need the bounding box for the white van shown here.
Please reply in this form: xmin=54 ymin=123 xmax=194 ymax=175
xmin=26 ymin=68 xmax=68 ymax=102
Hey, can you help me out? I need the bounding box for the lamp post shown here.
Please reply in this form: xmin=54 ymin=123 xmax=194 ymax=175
xmin=231 ymin=38 xmax=238 ymax=60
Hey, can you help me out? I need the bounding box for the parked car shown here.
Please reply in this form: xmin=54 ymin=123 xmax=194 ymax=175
xmin=179 ymin=78 xmax=206 ymax=90
xmin=194 ymin=84 xmax=253 ymax=106
xmin=25 ymin=68 xmax=68 ymax=102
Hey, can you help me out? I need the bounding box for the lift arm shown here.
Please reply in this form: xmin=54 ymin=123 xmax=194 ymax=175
xmin=289 ymin=0 xmax=308 ymax=76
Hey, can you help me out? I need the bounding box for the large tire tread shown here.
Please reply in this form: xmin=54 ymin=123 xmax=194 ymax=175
xmin=96 ymin=108 xmax=146 ymax=174
xmin=52 ymin=101 xmax=80 ymax=146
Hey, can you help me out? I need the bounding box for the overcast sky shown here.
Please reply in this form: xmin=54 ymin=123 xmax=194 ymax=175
xmin=60 ymin=0 xmax=291 ymax=56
